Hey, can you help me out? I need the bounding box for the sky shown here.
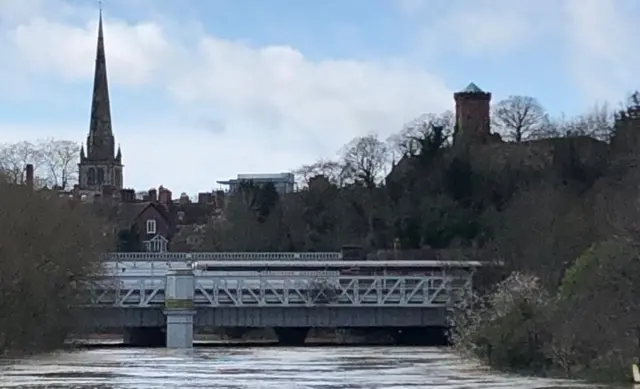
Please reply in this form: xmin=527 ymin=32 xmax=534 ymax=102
xmin=1 ymin=0 xmax=639 ymax=195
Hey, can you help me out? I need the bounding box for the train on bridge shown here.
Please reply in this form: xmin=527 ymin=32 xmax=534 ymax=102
xmin=103 ymin=248 xmax=485 ymax=278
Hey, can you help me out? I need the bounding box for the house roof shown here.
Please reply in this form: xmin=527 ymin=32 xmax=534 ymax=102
xmin=169 ymin=202 xmax=215 ymax=226
xmin=91 ymin=201 xmax=170 ymax=230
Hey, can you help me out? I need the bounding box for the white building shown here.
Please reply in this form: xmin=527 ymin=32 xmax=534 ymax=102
xmin=217 ymin=173 xmax=295 ymax=195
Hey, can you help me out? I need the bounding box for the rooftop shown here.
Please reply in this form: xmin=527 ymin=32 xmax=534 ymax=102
xmin=217 ymin=172 xmax=295 ymax=186
xmin=237 ymin=173 xmax=294 ymax=180
xmin=459 ymin=82 xmax=484 ymax=93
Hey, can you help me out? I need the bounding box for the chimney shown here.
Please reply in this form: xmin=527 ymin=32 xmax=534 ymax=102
xmin=215 ymin=190 xmax=226 ymax=209
xmin=120 ymin=188 xmax=136 ymax=202
xmin=179 ymin=193 xmax=190 ymax=204
xmin=158 ymin=186 xmax=172 ymax=205
xmin=148 ymin=188 xmax=158 ymax=202
xmin=198 ymin=192 xmax=213 ymax=204
xmin=72 ymin=184 xmax=81 ymax=200
xmin=102 ymin=184 xmax=115 ymax=198
xmin=25 ymin=164 xmax=34 ymax=189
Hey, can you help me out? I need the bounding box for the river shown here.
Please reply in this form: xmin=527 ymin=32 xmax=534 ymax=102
xmin=0 ymin=346 xmax=610 ymax=388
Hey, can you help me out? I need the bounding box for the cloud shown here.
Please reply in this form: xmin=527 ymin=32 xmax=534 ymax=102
xmin=416 ymin=0 xmax=557 ymax=56
xmin=409 ymin=0 xmax=639 ymax=104
xmin=167 ymin=38 xmax=451 ymax=141
xmin=11 ymin=18 xmax=171 ymax=86
xmin=0 ymin=0 xmax=454 ymax=192
xmin=563 ymin=0 xmax=640 ymax=103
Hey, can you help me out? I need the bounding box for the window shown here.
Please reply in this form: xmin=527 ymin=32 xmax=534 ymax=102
xmin=144 ymin=235 xmax=167 ymax=252
xmin=146 ymin=219 xmax=156 ymax=234
xmin=87 ymin=168 xmax=96 ymax=186
xmin=97 ymin=168 xmax=105 ymax=184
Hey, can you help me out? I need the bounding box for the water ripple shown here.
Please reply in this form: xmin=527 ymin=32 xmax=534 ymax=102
xmin=0 ymin=347 xmax=604 ymax=389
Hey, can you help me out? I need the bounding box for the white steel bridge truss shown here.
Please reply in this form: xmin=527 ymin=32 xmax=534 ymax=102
xmin=88 ymin=274 xmax=471 ymax=308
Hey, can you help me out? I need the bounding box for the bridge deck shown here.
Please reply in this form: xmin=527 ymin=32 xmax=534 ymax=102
xmin=191 ymin=260 xmax=484 ymax=268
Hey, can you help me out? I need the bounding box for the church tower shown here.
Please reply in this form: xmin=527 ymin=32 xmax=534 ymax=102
xmin=78 ymin=11 xmax=123 ymax=192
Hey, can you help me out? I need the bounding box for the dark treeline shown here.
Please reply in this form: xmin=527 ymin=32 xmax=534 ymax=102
xmin=200 ymin=94 xmax=616 ymax=259
xmin=0 ymin=178 xmax=109 ymax=356
xmin=198 ymin=93 xmax=640 ymax=381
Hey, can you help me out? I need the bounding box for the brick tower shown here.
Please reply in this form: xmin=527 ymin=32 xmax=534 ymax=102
xmin=453 ymin=83 xmax=492 ymax=148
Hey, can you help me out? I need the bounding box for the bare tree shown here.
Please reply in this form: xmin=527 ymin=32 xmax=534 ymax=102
xmin=0 ymin=139 xmax=81 ymax=190
xmin=340 ymin=134 xmax=390 ymax=188
xmin=548 ymin=103 xmax=614 ymax=141
xmin=627 ymin=91 xmax=640 ymax=111
xmin=388 ymin=111 xmax=455 ymax=157
xmin=294 ymin=159 xmax=352 ymax=188
xmin=492 ymin=96 xmax=549 ymax=142
xmin=0 ymin=141 xmax=42 ymax=184
xmin=39 ymin=139 xmax=81 ymax=190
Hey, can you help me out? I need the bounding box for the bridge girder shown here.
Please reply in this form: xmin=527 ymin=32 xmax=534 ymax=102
xmin=87 ymin=274 xmax=471 ymax=308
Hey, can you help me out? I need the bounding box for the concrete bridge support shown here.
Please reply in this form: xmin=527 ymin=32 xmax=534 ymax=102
xmin=389 ymin=326 xmax=449 ymax=346
xmin=123 ymin=327 xmax=165 ymax=347
xmin=164 ymin=265 xmax=196 ymax=349
xmin=274 ymin=327 xmax=310 ymax=346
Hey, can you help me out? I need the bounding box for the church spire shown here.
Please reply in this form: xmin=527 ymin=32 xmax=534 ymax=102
xmin=86 ymin=9 xmax=114 ymax=160
xmin=77 ymin=7 xmax=124 ymax=192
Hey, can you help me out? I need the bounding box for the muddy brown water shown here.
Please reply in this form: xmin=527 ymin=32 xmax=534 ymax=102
xmin=0 ymin=346 xmax=616 ymax=388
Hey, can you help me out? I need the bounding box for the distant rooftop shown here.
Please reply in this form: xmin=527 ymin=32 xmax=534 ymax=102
xmin=237 ymin=173 xmax=293 ymax=180
xmin=459 ymin=82 xmax=484 ymax=93
xmin=217 ymin=172 xmax=295 ymax=186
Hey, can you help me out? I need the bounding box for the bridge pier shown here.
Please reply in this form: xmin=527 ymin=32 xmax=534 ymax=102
xmin=123 ymin=327 xmax=165 ymax=347
xmin=164 ymin=265 xmax=196 ymax=349
xmin=274 ymin=327 xmax=310 ymax=346
xmin=389 ymin=326 xmax=449 ymax=346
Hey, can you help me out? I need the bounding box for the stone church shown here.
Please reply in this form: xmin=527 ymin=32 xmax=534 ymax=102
xmin=78 ymin=11 xmax=124 ymax=195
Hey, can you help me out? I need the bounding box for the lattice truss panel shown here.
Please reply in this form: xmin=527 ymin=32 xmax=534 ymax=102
xmin=88 ymin=276 xmax=165 ymax=307
xmin=89 ymin=274 xmax=471 ymax=308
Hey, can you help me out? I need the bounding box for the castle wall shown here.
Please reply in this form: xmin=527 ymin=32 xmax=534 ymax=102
xmin=469 ymin=136 xmax=608 ymax=176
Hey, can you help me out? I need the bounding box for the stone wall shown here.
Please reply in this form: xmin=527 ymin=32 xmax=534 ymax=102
xmin=468 ymin=136 xmax=608 ymax=176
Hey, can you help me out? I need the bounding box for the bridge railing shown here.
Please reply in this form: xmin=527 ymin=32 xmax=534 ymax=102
xmin=102 ymin=252 xmax=343 ymax=262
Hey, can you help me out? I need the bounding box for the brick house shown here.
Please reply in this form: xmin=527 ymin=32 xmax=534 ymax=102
xmin=115 ymin=201 xmax=172 ymax=252
xmin=168 ymin=191 xmax=225 ymax=251
xmin=85 ymin=186 xmax=174 ymax=253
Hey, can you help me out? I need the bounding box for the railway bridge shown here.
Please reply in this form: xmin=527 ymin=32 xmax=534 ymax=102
xmin=81 ymin=252 xmax=483 ymax=348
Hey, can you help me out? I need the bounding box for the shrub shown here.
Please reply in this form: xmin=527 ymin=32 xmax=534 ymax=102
xmin=547 ymin=237 xmax=640 ymax=381
xmin=448 ymin=272 xmax=552 ymax=372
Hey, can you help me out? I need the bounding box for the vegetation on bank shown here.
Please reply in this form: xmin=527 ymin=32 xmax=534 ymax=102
xmin=0 ymin=182 xmax=109 ymax=355
xmin=450 ymin=237 xmax=640 ymax=382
